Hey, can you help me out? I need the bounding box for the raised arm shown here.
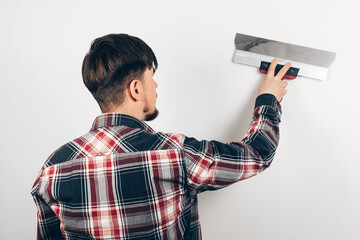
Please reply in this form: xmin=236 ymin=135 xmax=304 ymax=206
xmin=184 ymin=59 xmax=291 ymax=195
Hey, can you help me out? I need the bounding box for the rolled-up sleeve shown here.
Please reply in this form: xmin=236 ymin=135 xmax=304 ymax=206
xmin=183 ymin=93 xmax=281 ymax=195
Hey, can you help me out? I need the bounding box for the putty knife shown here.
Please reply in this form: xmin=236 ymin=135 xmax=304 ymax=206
xmin=233 ymin=33 xmax=336 ymax=80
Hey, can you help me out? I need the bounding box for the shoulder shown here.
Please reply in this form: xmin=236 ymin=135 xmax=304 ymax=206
xmin=42 ymin=140 xmax=79 ymax=169
xmin=125 ymin=130 xmax=187 ymax=151
xmin=43 ymin=131 xmax=95 ymax=168
xmin=162 ymin=133 xmax=186 ymax=147
xmin=31 ymin=140 xmax=77 ymax=195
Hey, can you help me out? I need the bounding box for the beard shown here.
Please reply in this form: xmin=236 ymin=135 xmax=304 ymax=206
xmin=144 ymin=93 xmax=159 ymax=121
xmin=144 ymin=107 xmax=159 ymax=121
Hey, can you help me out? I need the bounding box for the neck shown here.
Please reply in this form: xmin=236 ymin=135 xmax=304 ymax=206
xmin=102 ymin=102 xmax=145 ymax=121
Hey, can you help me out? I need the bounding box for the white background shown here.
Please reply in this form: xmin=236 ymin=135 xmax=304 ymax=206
xmin=1 ymin=0 xmax=359 ymax=239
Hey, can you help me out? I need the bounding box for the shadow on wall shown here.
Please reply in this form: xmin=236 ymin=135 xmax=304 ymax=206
xmin=221 ymin=76 xmax=263 ymax=142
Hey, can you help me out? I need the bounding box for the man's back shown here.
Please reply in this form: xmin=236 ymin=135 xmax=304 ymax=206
xmin=32 ymin=114 xmax=200 ymax=239
xmin=31 ymin=94 xmax=281 ymax=239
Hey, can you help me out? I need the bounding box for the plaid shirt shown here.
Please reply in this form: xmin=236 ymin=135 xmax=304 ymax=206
xmin=31 ymin=93 xmax=282 ymax=240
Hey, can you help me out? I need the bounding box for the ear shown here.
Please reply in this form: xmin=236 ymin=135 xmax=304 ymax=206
xmin=128 ymin=79 xmax=145 ymax=102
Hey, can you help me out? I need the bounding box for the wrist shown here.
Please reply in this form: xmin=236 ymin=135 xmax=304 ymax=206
xmin=255 ymin=94 xmax=278 ymax=109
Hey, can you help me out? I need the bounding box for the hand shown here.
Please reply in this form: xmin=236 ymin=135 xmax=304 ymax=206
xmin=257 ymin=59 xmax=291 ymax=102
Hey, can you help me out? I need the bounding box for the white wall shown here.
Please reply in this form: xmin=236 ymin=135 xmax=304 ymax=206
xmin=1 ymin=0 xmax=359 ymax=239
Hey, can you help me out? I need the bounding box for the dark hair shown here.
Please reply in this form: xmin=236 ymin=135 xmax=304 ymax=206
xmin=82 ymin=33 xmax=158 ymax=111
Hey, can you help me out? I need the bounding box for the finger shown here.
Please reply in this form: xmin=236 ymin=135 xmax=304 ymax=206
xmin=283 ymin=81 xmax=288 ymax=88
xmin=267 ymin=59 xmax=278 ymax=77
xmin=276 ymin=62 xmax=292 ymax=79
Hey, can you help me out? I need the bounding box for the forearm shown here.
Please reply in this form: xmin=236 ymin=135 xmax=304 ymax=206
xmin=184 ymin=93 xmax=281 ymax=194
xmin=238 ymin=93 xmax=281 ymax=162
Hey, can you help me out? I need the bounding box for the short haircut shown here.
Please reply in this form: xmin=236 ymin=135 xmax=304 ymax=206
xmin=82 ymin=33 xmax=158 ymax=111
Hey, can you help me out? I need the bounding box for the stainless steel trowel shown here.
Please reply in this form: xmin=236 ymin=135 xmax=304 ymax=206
xmin=233 ymin=33 xmax=336 ymax=80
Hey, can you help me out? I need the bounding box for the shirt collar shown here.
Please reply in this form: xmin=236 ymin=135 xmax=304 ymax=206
xmin=90 ymin=113 xmax=155 ymax=133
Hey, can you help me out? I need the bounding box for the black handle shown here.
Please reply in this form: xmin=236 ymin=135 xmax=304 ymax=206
xmin=259 ymin=61 xmax=299 ymax=79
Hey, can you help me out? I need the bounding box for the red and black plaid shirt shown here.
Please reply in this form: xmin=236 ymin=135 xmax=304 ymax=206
xmin=31 ymin=93 xmax=281 ymax=239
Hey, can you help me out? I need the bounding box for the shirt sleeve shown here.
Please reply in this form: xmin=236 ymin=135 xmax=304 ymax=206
xmin=183 ymin=93 xmax=281 ymax=195
xmin=32 ymin=193 xmax=63 ymax=239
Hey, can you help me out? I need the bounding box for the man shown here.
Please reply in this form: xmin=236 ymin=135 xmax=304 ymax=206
xmin=31 ymin=33 xmax=290 ymax=239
